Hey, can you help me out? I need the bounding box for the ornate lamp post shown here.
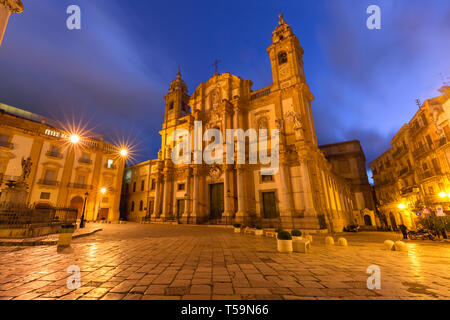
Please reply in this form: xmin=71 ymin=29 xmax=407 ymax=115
xmin=80 ymin=191 xmax=89 ymax=228
xmin=0 ymin=0 xmax=23 ymax=46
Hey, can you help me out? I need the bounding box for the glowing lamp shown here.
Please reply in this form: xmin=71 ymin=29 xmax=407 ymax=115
xmin=69 ymin=134 xmax=80 ymax=144
xmin=439 ymin=192 xmax=447 ymax=198
xmin=100 ymin=187 xmax=107 ymax=194
xmin=398 ymin=204 xmax=406 ymax=209
xmin=120 ymin=149 xmax=128 ymax=157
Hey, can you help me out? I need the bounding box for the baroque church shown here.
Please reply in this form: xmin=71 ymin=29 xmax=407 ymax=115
xmin=121 ymin=15 xmax=375 ymax=232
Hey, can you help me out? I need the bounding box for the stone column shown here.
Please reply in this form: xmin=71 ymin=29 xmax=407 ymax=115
xmin=191 ymin=166 xmax=200 ymax=224
xmin=152 ymin=175 xmax=161 ymax=220
xmin=279 ymin=162 xmax=295 ymax=218
xmin=0 ymin=0 xmax=23 ymax=46
xmin=299 ymin=158 xmax=315 ymax=216
xmin=161 ymin=172 xmax=171 ymax=220
xmin=222 ymin=164 xmax=233 ymax=224
xmin=182 ymin=167 xmax=191 ymax=223
xmin=235 ymin=165 xmax=246 ymax=224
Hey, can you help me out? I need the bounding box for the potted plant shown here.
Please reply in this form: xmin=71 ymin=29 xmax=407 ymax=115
xmin=57 ymin=223 xmax=76 ymax=249
xmin=233 ymin=223 xmax=241 ymax=233
xmin=255 ymin=225 xmax=263 ymax=236
xmin=276 ymin=230 xmax=293 ymax=253
xmin=291 ymin=229 xmax=303 ymax=241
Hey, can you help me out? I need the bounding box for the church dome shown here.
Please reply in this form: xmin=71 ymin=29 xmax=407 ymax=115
xmin=169 ymin=68 xmax=188 ymax=93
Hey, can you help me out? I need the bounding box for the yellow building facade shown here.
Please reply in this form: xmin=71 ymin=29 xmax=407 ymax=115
xmin=370 ymin=86 xmax=450 ymax=230
xmin=0 ymin=103 xmax=125 ymax=222
xmin=122 ymin=15 xmax=375 ymax=232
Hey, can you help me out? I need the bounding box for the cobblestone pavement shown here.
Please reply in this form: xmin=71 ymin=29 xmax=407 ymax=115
xmin=0 ymin=223 xmax=449 ymax=300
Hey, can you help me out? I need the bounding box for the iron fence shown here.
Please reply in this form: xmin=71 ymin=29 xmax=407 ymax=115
xmin=0 ymin=203 xmax=77 ymax=229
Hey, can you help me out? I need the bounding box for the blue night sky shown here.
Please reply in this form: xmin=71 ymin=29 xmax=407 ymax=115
xmin=0 ymin=0 xmax=449 ymax=173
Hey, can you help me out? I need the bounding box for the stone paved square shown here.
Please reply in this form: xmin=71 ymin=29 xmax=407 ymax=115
xmin=0 ymin=223 xmax=449 ymax=300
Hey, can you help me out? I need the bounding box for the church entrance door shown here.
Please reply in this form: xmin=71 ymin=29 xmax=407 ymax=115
xmin=262 ymin=192 xmax=278 ymax=218
xmin=209 ymin=183 xmax=224 ymax=221
xmin=177 ymin=199 xmax=184 ymax=222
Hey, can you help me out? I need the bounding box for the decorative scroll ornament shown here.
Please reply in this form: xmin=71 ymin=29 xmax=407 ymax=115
xmin=209 ymin=165 xmax=222 ymax=180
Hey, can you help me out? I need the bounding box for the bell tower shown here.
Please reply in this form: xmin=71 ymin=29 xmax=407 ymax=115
xmin=164 ymin=68 xmax=190 ymax=122
xmin=267 ymin=14 xmax=306 ymax=90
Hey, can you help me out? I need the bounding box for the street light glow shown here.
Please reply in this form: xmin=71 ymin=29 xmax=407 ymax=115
xmin=100 ymin=187 xmax=107 ymax=194
xmin=120 ymin=148 xmax=128 ymax=157
xmin=439 ymin=192 xmax=447 ymax=198
xmin=69 ymin=134 xmax=80 ymax=144
xmin=398 ymin=203 xmax=406 ymax=209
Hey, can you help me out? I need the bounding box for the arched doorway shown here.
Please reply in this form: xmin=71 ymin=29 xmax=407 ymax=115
xmin=389 ymin=212 xmax=398 ymax=231
xmin=70 ymin=196 xmax=84 ymax=219
xmin=364 ymin=214 xmax=372 ymax=226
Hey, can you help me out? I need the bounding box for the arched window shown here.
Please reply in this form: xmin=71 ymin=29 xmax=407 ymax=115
xmin=278 ymin=51 xmax=287 ymax=65
xmin=133 ymin=182 xmax=136 ymax=192
xmin=131 ymin=201 xmax=135 ymax=212
xmin=139 ymin=200 xmax=143 ymax=211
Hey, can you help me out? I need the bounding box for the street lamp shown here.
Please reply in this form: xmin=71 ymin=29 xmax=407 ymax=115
xmin=69 ymin=134 xmax=80 ymax=144
xmin=398 ymin=203 xmax=406 ymax=209
xmin=120 ymin=148 xmax=128 ymax=157
xmin=80 ymin=191 xmax=89 ymax=228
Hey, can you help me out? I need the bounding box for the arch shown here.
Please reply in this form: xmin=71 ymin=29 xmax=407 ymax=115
xmin=363 ymin=214 xmax=372 ymax=226
xmin=278 ymin=51 xmax=287 ymax=65
xmin=70 ymin=196 xmax=84 ymax=219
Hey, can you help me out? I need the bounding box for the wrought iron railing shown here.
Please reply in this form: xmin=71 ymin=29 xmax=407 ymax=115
xmin=79 ymin=158 xmax=93 ymax=164
xmin=67 ymin=183 xmax=93 ymax=190
xmin=0 ymin=140 xmax=14 ymax=149
xmin=37 ymin=179 xmax=60 ymax=186
xmin=0 ymin=204 xmax=77 ymax=229
xmin=45 ymin=151 xmax=63 ymax=158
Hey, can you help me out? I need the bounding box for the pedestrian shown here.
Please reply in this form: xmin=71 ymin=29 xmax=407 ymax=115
xmin=399 ymin=224 xmax=408 ymax=240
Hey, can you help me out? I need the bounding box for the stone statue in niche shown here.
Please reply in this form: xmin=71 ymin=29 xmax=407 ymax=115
xmin=20 ymin=157 xmax=32 ymax=182
xmin=165 ymin=146 xmax=172 ymax=159
xmin=285 ymin=111 xmax=304 ymax=140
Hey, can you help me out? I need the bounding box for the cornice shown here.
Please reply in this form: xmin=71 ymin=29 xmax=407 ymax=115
xmin=0 ymin=0 xmax=24 ymax=14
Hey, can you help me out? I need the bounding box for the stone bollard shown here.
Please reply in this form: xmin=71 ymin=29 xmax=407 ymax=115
xmin=57 ymin=224 xmax=76 ymax=252
xmin=394 ymin=241 xmax=408 ymax=252
xmin=305 ymin=235 xmax=313 ymax=243
xmin=337 ymin=237 xmax=348 ymax=246
xmin=325 ymin=236 xmax=334 ymax=245
xmin=384 ymin=240 xmax=395 ymax=251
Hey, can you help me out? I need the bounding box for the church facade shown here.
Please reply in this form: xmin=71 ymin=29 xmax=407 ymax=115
xmin=122 ymin=15 xmax=374 ymax=232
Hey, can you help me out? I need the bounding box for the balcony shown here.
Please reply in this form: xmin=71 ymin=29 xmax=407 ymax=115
xmin=79 ymin=158 xmax=93 ymax=164
xmin=250 ymin=88 xmax=271 ymax=100
xmin=398 ymin=166 xmax=411 ymax=176
xmin=0 ymin=140 xmax=14 ymax=149
xmin=435 ymin=137 xmax=447 ymax=148
xmin=409 ymin=122 xmax=424 ymax=137
xmin=104 ymin=164 xmax=117 ymax=170
xmin=418 ymin=168 xmax=442 ymax=180
xmin=392 ymin=146 xmax=408 ymax=159
xmin=400 ymin=186 xmax=420 ymax=195
xmin=38 ymin=179 xmax=60 ymax=186
xmin=412 ymin=144 xmax=431 ymax=160
xmin=67 ymin=183 xmax=93 ymax=190
xmin=45 ymin=151 xmax=63 ymax=159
